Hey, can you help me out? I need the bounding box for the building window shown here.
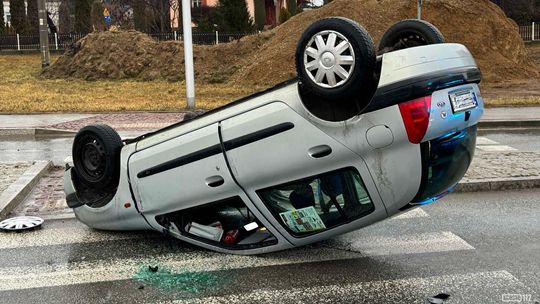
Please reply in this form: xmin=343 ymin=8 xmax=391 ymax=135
xmin=192 ymin=0 xmax=202 ymax=7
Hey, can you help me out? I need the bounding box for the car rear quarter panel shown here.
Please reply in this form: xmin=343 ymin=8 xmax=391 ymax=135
xmin=72 ymin=144 xmax=151 ymax=231
xmin=289 ymin=101 xmax=422 ymax=216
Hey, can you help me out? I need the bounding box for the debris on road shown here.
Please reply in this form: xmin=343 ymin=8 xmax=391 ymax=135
xmin=0 ymin=216 xmax=43 ymax=232
xmin=427 ymin=293 xmax=451 ymax=303
xmin=134 ymin=264 xmax=224 ymax=293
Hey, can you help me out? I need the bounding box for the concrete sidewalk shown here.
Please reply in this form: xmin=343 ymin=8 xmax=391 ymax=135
xmin=0 ymin=112 xmax=187 ymax=133
xmin=1 ymin=107 xmax=539 ymax=133
xmin=480 ymin=107 xmax=540 ymax=122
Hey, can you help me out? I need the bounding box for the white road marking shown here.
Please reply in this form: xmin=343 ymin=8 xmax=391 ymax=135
xmin=0 ymin=230 xmax=475 ymax=291
xmin=476 ymin=136 xmax=500 ymax=145
xmin=63 ymin=156 xmax=73 ymax=165
xmin=476 ymin=145 xmax=518 ymax=152
xmin=475 ymin=136 xmax=518 ymax=151
xmin=4 ymin=207 xmax=430 ymax=248
xmin=38 ymin=212 xmax=77 ymax=221
xmin=0 ymin=225 xmax=157 ymax=249
xmin=332 ymin=231 xmax=475 ymax=255
xmin=168 ymin=271 xmax=535 ymax=304
xmin=0 ymin=247 xmax=363 ymax=291
xmin=391 ymin=208 xmax=429 ymax=220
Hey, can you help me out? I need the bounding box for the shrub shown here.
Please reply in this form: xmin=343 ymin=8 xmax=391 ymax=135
xmin=279 ymin=7 xmax=291 ymax=24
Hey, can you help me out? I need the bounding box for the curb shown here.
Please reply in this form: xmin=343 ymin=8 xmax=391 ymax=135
xmin=0 ymin=128 xmax=77 ymax=137
xmin=478 ymin=120 xmax=540 ymax=129
xmin=0 ymin=161 xmax=52 ymax=220
xmin=455 ymin=177 xmax=540 ymax=192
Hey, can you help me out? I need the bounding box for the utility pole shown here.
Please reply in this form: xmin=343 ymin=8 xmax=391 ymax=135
xmin=37 ymin=0 xmax=50 ymax=67
xmin=417 ymin=0 xmax=422 ymax=20
xmin=181 ymin=0 xmax=195 ymax=109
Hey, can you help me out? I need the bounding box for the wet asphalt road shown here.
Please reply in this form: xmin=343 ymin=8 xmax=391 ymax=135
xmin=0 ymin=189 xmax=538 ymax=303
xmin=0 ymin=131 xmax=141 ymax=165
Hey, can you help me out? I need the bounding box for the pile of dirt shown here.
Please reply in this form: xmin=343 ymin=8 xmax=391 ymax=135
xmin=527 ymin=43 xmax=540 ymax=66
xmin=233 ymin=0 xmax=540 ymax=84
xmin=43 ymin=0 xmax=539 ymax=85
xmin=42 ymin=30 xmax=274 ymax=82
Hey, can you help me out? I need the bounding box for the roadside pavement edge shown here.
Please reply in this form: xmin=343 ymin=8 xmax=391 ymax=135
xmin=0 ymin=161 xmax=52 ymax=220
xmin=455 ymin=177 xmax=540 ymax=193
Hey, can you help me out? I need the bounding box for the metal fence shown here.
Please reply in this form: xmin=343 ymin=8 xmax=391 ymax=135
xmin=0 ymin=33 xmax=86 ymax=51
xmin=519 ymin=23 xmax=539 ymax=41
xmin=0 ymin=31 xmax=252 ymax=52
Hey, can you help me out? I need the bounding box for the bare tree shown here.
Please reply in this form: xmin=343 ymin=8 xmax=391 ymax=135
xmin=58 ymin=0 xmax=73 ymax=33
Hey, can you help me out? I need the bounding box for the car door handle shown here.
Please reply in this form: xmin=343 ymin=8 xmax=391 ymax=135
xmin=205 ymin=175 xmax=224 ymax=187
xmin=308 ymin=145 xmax=332 ymax=158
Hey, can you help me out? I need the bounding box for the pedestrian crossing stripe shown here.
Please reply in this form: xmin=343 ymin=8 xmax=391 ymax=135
xmin=476 ymin=145 xmax=519 ymax=152
xmin=0 ymin=231 xmax=474 ymax=291
xmin=475 ymin=137 xmax=500 ymax=145
xmin=475 ymin=136 xmax=518 ymax=151
xmin=391 ymin=208 xmax=429 ymax=219
xmin=0 ymin=224 xmax=158 ymax=249
xmin=5 ymin=207 xmax=431 ymax=249
xmin=165 ymin=271 xmax=536 ymax=304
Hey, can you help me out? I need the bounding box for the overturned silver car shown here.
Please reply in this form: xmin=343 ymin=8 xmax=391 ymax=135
xmin=64 ymin=17 xmax=484 ymax=254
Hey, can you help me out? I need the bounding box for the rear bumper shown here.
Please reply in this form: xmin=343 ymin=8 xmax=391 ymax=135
xmin=64 ymin=167 xmax=84 ymax=208
xmin=412 ymin=125 xmax=477 ymax=203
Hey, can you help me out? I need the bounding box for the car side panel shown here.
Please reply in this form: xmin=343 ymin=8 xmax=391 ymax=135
xmin=127 ymin=123 xmax=291 ymax=251
xmin=128 ymin=123 xmax=237 ymax=215
xmin=71 ymin=144 xmax=151 ymax=231
xmin=288 ymin=101 xmax=422 ymax=216
xmin=220 ymin=101 xmax=388 ymax=246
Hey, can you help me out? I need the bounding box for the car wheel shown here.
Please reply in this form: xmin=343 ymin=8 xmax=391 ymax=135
xmin=296 ymin=17 xmax=376 ymax=101
xmin=72 ymin=124 xmax=123 ymax=190
xmin=378 ymin=19 xmax=445 ymax=55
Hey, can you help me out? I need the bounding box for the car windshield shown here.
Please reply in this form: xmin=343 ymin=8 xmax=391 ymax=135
xmin=258 ymin=168 xmax=374 ymax=236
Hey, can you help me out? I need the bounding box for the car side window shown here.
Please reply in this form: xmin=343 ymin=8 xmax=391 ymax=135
xmin=158 ymin=196 xmax=278 ymax=249
xmin=258 ymin=168 xmax=374 ymax=236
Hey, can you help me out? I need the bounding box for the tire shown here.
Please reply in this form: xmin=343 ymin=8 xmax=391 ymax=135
xmin=295 ymin=17 xmax=376 ymax=102
xmin=378 ymin=19 xmax=445 ymax=55
xmin=72 ymin=124 xmax=123 ymax=190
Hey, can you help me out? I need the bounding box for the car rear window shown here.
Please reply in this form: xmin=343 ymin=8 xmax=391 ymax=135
xmin=258 ymin=168 xmax=374 ymax=237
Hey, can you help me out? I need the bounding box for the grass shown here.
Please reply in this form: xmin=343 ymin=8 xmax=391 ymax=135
xmin=484 ymin=97 xmax=540 ymax=107
xmin=1 ymin=54 xmax=539 ymax=113
xmin=0 ymin=54 xmax=264 ymax=112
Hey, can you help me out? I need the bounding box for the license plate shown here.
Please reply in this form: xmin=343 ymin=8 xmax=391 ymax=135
xmin=449 ymin=89 xmax=477 ymax=113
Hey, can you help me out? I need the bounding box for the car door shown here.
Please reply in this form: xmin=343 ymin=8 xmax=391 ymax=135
xmin=219 ymin=101 xmax=387 ymax=246
xmin=127 ymin=123 xmax=288 ymax=253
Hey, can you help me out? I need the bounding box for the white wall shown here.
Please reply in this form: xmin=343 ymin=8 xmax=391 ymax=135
xmin=2 ymin=1 xmax=10 ymax=26
xmin=2 ymin=0 xmax=60 ymax=29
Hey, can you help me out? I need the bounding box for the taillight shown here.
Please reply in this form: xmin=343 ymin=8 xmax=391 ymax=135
xmin=399 ymin=96 xmax=431 ymax=144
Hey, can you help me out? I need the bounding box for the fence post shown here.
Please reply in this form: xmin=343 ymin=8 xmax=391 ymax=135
xmin=16 ymin=34 xmax=20 ymax=51
xmin=174 ymin=31 xmax=177 ymax=41
xmin=533 ymin=22 xmax=536 ymax=41
xmin=55 ymin=33 xmax=58 ymax=50
xmin=215 ymin=31 xmax=219 ymax=45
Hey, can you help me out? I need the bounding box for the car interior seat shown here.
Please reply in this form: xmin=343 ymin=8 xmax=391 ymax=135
xmin=289 ymin=184 xmax=316 ymax=209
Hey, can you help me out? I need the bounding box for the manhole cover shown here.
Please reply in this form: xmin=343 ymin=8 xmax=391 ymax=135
xmin=0 ymin=216 xmax=44 ymax=231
